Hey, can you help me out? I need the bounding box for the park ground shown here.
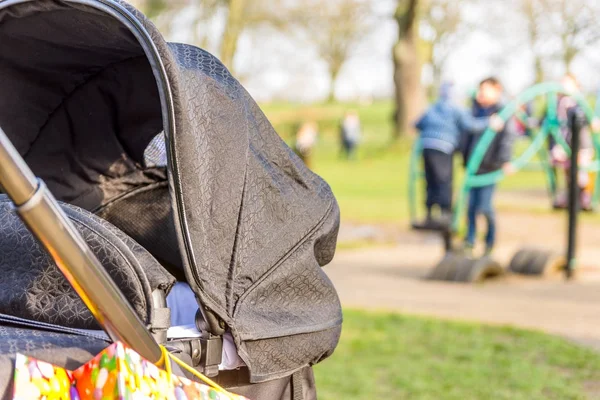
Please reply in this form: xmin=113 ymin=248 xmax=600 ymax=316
xmin=263 ymin=101 xmax=600 ymax=399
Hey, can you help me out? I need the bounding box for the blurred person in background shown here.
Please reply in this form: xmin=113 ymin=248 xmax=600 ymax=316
xmin=462 ymin=77 xmax=515 ymax=256
xmin=340 ymin=110 xmax=362 ymax=160
xmin=295 ymin=121 xmax=318 ymax=169
xmin=515 ymin=102 xmax=536 ymax=138
xmin=415 ymin=81 xmax=490 ymax=225
xmin=550 ymin=73 xmax=598 ymax=211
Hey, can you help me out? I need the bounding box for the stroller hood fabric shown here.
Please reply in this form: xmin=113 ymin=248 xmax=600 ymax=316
xmin=0 ymin=0 xmax=341 ymax=382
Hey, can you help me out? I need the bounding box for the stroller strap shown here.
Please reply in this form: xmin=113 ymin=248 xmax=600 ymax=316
xmin=0 ymin=313 xmax=110 ymax=342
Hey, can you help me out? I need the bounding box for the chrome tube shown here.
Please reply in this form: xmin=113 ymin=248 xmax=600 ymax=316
xmin=0 ymin=127 xmax=162 ymax=363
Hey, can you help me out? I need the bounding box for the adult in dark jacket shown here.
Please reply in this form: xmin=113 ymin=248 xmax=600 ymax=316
xmin=415 ymin=82 xmax=489 ymax=223
xmin=462 ymin=77 xmax=515 ymax=255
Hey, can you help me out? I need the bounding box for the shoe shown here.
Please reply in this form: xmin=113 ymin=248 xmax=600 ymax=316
xmin=426 ymin=207 xmax=433 ymax=220
xmin=483 ymin=246 xmax=494 ymax=257
xmin=439 ymin=210 xmax=452 ymax=226
xmin=581 ymin=192 xmax=593 ymax=212
xmin=553 ymin=193 xmax=567 ymax=209
xmin=461 ymin=243 xmax=474 ymax=257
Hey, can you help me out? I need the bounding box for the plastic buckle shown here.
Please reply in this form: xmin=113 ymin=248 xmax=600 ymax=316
xmin=200 ymin=333 xmax=223 ymax=377
xmin=195 ymin=308 xmax=223 ymax=377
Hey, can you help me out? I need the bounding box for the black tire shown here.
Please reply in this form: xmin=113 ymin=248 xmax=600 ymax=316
xmin=453 ymin=256 xmax=504 ymax=282
xmin=428 ymin=253 xmax=462 ymax=281
xmin=508 ymin=248 xmax=539 ymax=274
xmin=452 ymin=256 xmax=477 ymax=282
xmin=468 ymin=257 xmax=505 ymax=282
xmin=528 ymin=250 xmax=565 ymax=276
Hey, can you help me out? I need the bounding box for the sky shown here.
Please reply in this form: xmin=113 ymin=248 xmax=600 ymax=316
xmin=166 ymin=1 xmax=600 ymax=104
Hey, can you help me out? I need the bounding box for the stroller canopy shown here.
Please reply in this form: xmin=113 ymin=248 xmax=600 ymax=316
xmin=0 ymin=0 xmax=341 ymax=382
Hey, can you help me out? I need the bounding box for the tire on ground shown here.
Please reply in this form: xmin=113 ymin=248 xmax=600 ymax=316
xmin=468 ymin=257 xmax=505 ymax=282
xmin=429 ymin=253 xmax=504 ymax=282
xmin=454 ymin=256 xmax=504 ymax=282
xmin=528 ymin=250 xmax=565 ymax=276
xmin=508 ymin=248 xmax=539 ymax=274
xmin=428 ymin=253 xmax=462 ymax=281
xmin=452 ymin=257 xmax=476 ymax=282
xmin=509 ymin=247 xmax=566 ymax=276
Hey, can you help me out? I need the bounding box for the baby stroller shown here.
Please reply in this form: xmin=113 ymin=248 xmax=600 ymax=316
xmin=0 ymin=1 xmax=342 ymax=399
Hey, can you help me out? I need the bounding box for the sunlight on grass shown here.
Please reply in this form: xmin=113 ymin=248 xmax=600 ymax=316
xmin=315 ymin=310 xmax=600 ymax=400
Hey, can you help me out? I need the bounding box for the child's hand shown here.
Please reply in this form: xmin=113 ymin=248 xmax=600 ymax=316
xmin=502 ymin=162 xmax=516 ymax=176
xmin=551 ymin=145 xmax=568 ymax=162
xmin=490 ymin=114 xmax=505 ymax=132
xmin=579 ymin=148 xmax=594 ymax=165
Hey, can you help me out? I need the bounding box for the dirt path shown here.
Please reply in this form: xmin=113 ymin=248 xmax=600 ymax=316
xmin=329 ymin=209 xmax=600 ymax=349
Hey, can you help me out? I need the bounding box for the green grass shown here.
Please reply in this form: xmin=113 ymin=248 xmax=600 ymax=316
xmin=261 ymin=101 xmax=600 ymax=224
xmin=315 ymin=310 xmax=600 ymax=400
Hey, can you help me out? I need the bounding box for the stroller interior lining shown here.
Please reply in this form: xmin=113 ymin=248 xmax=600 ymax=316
xmin=0 ymin=1 xmax=184 ymax=275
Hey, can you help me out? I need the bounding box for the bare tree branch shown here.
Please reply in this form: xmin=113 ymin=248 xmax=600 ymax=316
xmin=290 ymin=0 xmax=375 ymax=102
xmin=419 ymin=0 xmax=464 ymax=92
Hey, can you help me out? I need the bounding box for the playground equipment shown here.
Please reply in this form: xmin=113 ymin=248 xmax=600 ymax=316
xmin=410 ymin=82 xmax=600 ymax=232
xmin=428 ymin=252 xmax=504 ymax=283
xmin=420 ymin=83 xmax=595 ymax=281
xmin=453 ymin=84 xmax=594 ymax=279
xmin=453 ymin=82 xmax=600 ymax=223
xmin=508 ymin=107 xmax=587 ymax=278
xmin=508 ymin=247 xmax=565 ymax=276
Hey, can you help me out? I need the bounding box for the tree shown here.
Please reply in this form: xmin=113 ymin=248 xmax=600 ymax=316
xmin=519 ymin=0 xmax=546 ymax=83
xmin=219 ymin=0 xmax=291 ymax=72
xmin=136 ymin=0 xmax=171 ymax=19
xmin=136 ymin=0 xmax=286 ymax=73
xmin=134 ymin=0 xmax=199 ymax=39
xmin=547 ymin=0 xmax=600 ymax=72
xmin=420 ymin=0 xmax=463 ymax=95
xmin=293 ymin=0 xmax=374 ymax=102
xmin=393 ymin=0 xmax=426 ymax=137
xmin=516 ymin=0 xmax=600 ymax=80
xmin=219 ymin=0 xmax=246 ymax=70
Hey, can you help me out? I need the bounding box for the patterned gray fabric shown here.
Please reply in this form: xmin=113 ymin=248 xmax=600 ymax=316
xmin=0 ymin=196 xmax=175 ymax=330
xmin=0 ymin=0 xmax=342 ymax=383
xmin=163 ymin=36 xmax=342 ymax=384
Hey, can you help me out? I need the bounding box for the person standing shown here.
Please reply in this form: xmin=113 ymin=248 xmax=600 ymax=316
xmin=462 ymin=77 xmax=515 ymax=255
xmin=550 ymin=74 xmax=598 ymax=211
xmin=340 ymin=110 xmax=362 ymax=160
xmin=415 ymin=82 xmax=491 ymax=225
xmin=295 ymin=121 xmax=318 ymax=169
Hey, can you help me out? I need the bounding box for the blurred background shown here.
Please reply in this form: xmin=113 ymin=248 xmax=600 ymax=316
xmin=133 ymin=0 xmax=600 ymax=398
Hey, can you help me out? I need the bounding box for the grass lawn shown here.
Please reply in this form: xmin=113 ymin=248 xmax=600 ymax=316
xmin=315 ymin=310 xmax=600 ymax=400
xmin=261 ymin=101 xmax=600 ymax=225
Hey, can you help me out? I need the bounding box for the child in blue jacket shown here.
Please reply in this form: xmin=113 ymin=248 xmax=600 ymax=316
xmin=415 ymin=82 xmax=491 ymax=223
